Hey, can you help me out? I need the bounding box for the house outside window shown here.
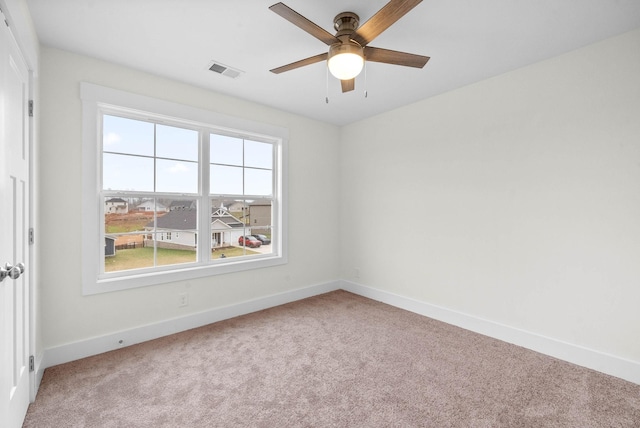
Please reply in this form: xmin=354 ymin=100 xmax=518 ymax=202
xmin=81 ymin=83 xmax=288 ymax=295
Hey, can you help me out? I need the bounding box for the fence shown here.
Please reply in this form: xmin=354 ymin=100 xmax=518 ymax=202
xmin=115 ymin=242 xmax=141 ymax=250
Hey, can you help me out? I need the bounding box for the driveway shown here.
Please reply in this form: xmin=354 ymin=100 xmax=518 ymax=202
xmin=251 ymin=244 xmax=272 ymax=254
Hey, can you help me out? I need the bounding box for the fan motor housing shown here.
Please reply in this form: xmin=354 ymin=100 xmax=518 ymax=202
xmin=334 ymin=12 xmax=359 ymax=37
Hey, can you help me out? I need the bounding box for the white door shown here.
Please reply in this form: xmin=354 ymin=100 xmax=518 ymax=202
xmin=0 ymin=9 xmax=31 ymax=428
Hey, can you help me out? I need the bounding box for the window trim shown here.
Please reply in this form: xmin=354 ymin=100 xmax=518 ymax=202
xmin=81 ymin=82 xmax=288 ymax=295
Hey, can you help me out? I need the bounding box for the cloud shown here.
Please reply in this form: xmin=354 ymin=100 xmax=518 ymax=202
xmin=104 ymin=132 xmax=121 ymax=146
xmin=168 ymin=163 xmax=189 ymax=174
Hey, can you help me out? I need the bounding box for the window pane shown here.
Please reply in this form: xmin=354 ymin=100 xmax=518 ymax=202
xmin=245 ymin=168 xmax=272 ymax=196
xmin=156 ymin=159 xmax=198 ymax=193
xmin=103 ymin=153 xmax=154 ymax=191
xmin=103 ymin=197 xmax=200 ymax=273
xmin=245 ymin=140 xmax=272 ymax=169
xmin=103 ymin=115 xmax=154 ymax=156
xmin=210 ymin=134 xmax=243 ymax=166
xmin=211 ymin=198 xmax=250 ymax=260
xmin=210 ymin=164 xmax=243 ymax=195
xmin=248 ymin=200 xmax=273 ymax=256
xmin=156 ymin=124 xmax=198 ymax=161
xmin=152 ymin=200 xmax=198 ymax=266
xmin=104 ymin=197 xmax=155 ymax=272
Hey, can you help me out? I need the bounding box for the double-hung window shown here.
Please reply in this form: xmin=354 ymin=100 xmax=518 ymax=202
xmin=81 ymin=83 xmax=288 ymax=295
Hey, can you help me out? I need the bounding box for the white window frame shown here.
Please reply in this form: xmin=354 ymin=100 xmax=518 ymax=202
xmin=81 ymin=82 xmax=288 ymax=295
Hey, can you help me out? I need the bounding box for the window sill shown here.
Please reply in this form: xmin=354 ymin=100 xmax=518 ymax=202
xmin=83 ymin=253 xmax=287 ymax=295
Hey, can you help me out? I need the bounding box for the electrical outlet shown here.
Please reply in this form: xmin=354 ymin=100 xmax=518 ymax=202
xmin=179 ymin=292 xmax=189 ymax=307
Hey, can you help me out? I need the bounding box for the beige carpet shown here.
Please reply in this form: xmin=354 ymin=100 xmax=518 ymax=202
xmin=24 ymin=290 xmax=640 ymax=427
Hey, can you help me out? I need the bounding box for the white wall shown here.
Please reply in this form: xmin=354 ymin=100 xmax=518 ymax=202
xmin=38 ymin=47 xmax=340 ymax=349
xmin=36 ymin=24 xmax=640 ymax=377
xmin=340 ymin=28 xmax=640 ymax=363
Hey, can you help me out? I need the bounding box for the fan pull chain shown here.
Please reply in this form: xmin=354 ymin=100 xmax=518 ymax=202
xmin=364 ymin=61 xmax=368 ymax=98
xmin=325 ymin=66 xmax=329 ymax=104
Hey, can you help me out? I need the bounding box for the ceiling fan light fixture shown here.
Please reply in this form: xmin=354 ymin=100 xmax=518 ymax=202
xmin=327 ymin=42 xmax=364 ymax=80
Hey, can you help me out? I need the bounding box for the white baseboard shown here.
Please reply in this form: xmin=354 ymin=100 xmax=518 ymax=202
xmin=42 ymin=281 xmax=340 ymax=370
xmin=40 ymin=279 xmax=640 ymax=387
xmin=340 ymin=280 xmax=640 ymax=386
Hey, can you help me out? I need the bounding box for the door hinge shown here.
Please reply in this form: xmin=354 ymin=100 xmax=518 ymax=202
xmin=29 ymin=355 xmax=35 ymax=372
xmin=28 ymin=100 xmax=34 ymax=117
xmin=29 ymin=227 xmax=34 ymax=245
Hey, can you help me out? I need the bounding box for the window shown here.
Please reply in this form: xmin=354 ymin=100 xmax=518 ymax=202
xmin=81 ymin=83 xmax=288 ymax=295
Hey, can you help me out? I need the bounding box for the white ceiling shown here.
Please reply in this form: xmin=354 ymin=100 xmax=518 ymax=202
xmin=25 ymin=0 xmax=640 ymax=126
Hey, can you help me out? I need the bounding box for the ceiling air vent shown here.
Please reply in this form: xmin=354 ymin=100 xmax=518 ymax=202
xmin=207 ymin=61 xmax=244 ymax=79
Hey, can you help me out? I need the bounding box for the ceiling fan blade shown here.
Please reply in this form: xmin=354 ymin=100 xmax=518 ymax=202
xmin=341 ymin=79 xmax=355 ymax=93
xmin=269 ymin=3 xmax=340 ymax=46
xmin=364 ymin=46 xmax=429 ymax=68
xmin=270 ymin=53 xmax=328 ymax=74
xmin=352 ymin=0 xmax=423 ymax=47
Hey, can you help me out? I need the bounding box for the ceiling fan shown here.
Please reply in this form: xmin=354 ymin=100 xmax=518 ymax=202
xmin=269 ymin=0 xmax=430 ymax=93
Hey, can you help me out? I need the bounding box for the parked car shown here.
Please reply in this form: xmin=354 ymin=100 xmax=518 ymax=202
xmin=251 ymin=234 xmax=271 ymax=245
xmin=239 ymin=235 xmax=261 ymax=248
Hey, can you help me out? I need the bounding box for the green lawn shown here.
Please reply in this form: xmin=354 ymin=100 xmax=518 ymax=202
xmin=105 ymin=246 xmax=258 ymax=272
